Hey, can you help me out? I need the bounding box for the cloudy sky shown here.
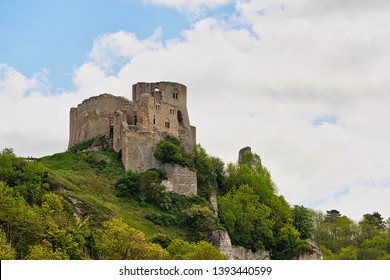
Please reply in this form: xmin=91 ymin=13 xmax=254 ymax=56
xmin=1 ymin=0 xmax=390 ymax=221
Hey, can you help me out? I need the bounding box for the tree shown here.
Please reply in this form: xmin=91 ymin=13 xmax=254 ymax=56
xmin=338 ymin=245 xmax=358 ymax=260
xmin=154 ymin=135 xmax=190 ymax=167
xmin=94 ymin=218 xmax=171 ymax=260
xmin=25 ymin=240 xmax=69 ymax=260
xmin=292 ymin=205 xmax=314 ymax=239
xmin=114 ymin=170 xmax=141 ymax=197
xmin=0 ymin=148 xmax=48 ymax=206
xmin=359 ymin=212 xmax=385 ymax=240
xmin=218 ymin=184 xmax=274 ymax=250
xmin=181 ymin=204 xmax=217 ymax=239
xmin=324 ymin=210 xmax=341 ymax=223
xmin=223 ymin=152 xmax=275 ymax=203
xmin=0 ymin=181 xmax=46 ymax=258
xmin=210 ymin=156 xmax=225 ymax=190
xmin=273 ymin=224 xmax=311 ymax=260
xmin=167 ymin=238 xmax=228 ymax=260
xmin=0 ymin=229 xmax=16 ymax=260
xmin=190 ymin=144 xmax=216 ymax=198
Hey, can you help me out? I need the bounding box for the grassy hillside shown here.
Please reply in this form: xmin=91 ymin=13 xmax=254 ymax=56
xmin=40 ymin=150 xmax=192 ymax=239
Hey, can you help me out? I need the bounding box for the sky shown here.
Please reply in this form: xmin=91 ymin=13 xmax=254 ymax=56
xmin=1 ymin=0 xmax=390 ymax=222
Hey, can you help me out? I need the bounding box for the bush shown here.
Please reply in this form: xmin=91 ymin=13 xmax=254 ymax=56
xmin=181 ymin=204 xmax=218 ymax=240
xmin=114 ymin=171 xmax=141 ymax=197
xmin=154 ymin=135 xmax=191 ymax=167
xmin=146 ymin=212 xmax=178 ymax=227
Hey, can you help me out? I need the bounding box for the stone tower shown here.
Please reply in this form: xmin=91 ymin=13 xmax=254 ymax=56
xmin=68 ymin=81 xmax=197 ymax=196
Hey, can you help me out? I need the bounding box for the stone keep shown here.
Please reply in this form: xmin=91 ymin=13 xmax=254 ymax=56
xmin=68 ymin=81 xmax=197 ymax=196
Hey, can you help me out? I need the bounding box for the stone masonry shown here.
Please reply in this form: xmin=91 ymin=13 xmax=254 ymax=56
xmin=68 ymin=81 xmax=197 ymax=196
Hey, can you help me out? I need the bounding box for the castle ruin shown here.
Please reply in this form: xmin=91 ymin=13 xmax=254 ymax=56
xmin=68 ymin=81 xmax=197 ymax=196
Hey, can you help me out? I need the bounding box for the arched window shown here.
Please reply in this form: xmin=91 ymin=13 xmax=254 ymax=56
xmin=165 ymin=119 xmax=170 ymax=128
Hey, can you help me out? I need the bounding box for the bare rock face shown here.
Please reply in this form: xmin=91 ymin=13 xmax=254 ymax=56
xmin=209 ymin=229 xmax=270 ymax=260
xmin=295 ymin=239 xmax=323 ymax=260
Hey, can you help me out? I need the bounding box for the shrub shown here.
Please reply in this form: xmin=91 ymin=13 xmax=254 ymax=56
xmin=154 ymin=135 xmax=191 ymax=167
xmin=146 ymin=212 xmax=178 ymax=227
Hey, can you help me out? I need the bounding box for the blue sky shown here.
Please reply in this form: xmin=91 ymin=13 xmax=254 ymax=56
xmin=0 ymin=0 xmax=193 ymax=89
xmin=1 ymin=0 xmax=390 ymax=221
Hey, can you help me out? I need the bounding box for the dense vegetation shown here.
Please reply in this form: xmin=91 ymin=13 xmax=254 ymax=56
xmin=1 ymin=135 xmax=390 ymax=260
xmin=313 ymin=210 xmax=390 ymax=259
xmin=0 ymin=147 xmax=225 ymax=260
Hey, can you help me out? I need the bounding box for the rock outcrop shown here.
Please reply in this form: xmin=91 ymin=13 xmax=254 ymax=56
xmin=209 ymin=229 xmax=270 ymax=260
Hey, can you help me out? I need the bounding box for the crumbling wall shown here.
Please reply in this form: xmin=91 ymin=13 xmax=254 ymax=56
xmin=161 ymin=164 xmax=197 ymax=196
xmin=68 ymin=94 xmax=132 ymax=149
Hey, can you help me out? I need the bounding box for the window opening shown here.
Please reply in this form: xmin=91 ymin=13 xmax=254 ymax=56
xmin=165 ymin=119 xmax=170 ymax=128
xmin=173 ymin=89 xmax=179 ymax=99
xmin=109 ymin=124 xmax=114 ymax=138
xmin=177 ymin=110 xmax=183 ymax=123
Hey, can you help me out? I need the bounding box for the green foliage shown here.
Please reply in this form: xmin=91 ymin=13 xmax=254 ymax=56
xmin=292 ymin=205 xmax=315 ymax=239
xmin=146 ymin=212 xmax=178 ymax=227
xmin=68 ymin=136 xmax=109 ymax=153
xmin=313 ymin=210 xmax=390 ymax=259
xmin=338 ymin=245 xmax=358 ymax=260
xmin=210 ymin=156 xmax=225 ymax=189
xmin=154 ymin=135 xmax=191 ymax=167
xmin=115 ymin=171 xmax=141 ymax=197
xmin=0 ymin=229 xmax=16 ymax=260
xmin=218 ymin=150 xmax=312 ymax=259
xmin=0 ymin=148 xmax=48 ymax=205
xmin=167 ymin=238 xmax=228 ymax=260
xmin=25 ymin=240 xmax=70 ymax=260
xmin=223 ymin=155 xmax=275 ymax=201
xmin=94 ymin=218 xmax=171 ymax=260
xmin=359 ymin=211 xmax=385 ymax=240
xmin=219 ymin=185 xmax=274 ymax=251
xmin=8 ymin=143 xmax=390 ymax=261
xmin=180 ymin=204 xmax=218 ymax=239
xmin=315 ymin=213 xmax=358 ymax=253
xmin=114 ymin=169 xmax=167 ymax=204
xmin=190 ymin=144 xmax=216 ymax=198
xmin=272 ymin=224 xmax=312 ymax=260
xmin=149 ymin=234 xmax=173 ymax=249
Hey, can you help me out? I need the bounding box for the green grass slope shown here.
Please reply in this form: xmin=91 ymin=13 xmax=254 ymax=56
xmin=40 ymin=150 xmax=191 ymax=239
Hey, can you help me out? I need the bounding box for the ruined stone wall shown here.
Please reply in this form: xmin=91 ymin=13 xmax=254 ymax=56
xmin=132 ymin=81 xmax=196 ymax=151
xmin=121 ymin=129 xmax=160 ymax=172
xmin=161 ymin=164 xmax=197 ymax=196
xmin=68 ymin=82 xmax=197 ymax=197
xmin=68 ymin=94 xmax=132 ymax=149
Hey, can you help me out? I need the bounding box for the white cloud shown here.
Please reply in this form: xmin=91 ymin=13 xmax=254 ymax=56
xmin=1 ymin=0 xmax=390 ymax=221
xmin=0 ymin=65 xmax=77 ymax=156
xmin=142 ymin=0 xmax=233 ymax=15
xmin=89 ymin=29 xmax=162 ymax=72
